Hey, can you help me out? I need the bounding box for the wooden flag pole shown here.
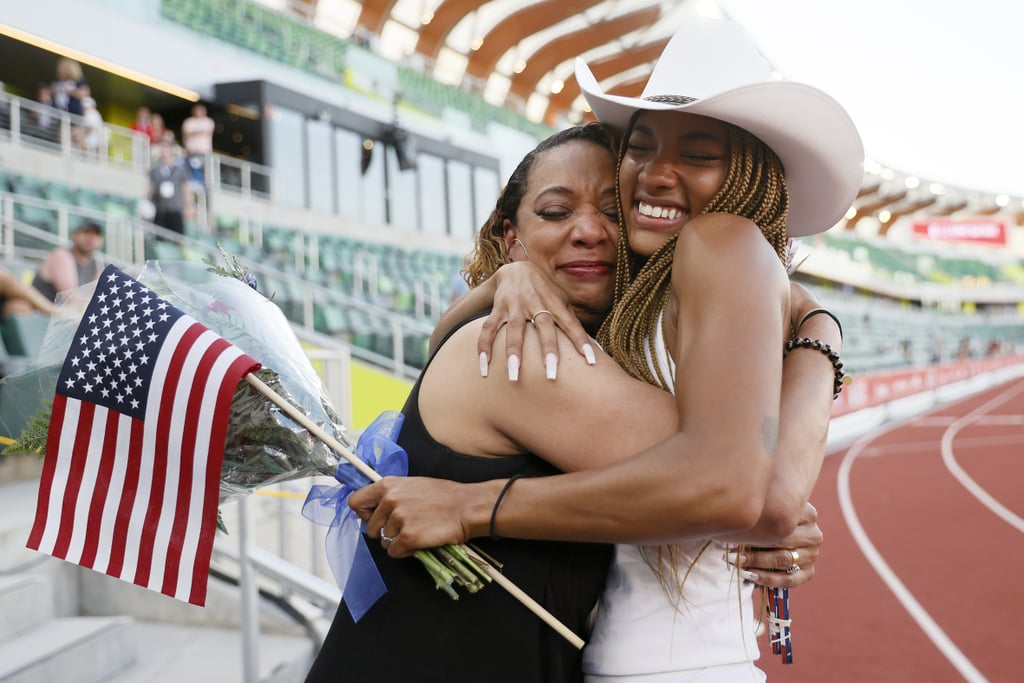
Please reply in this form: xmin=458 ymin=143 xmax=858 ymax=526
xmin=243 ymin=373 xmax=586 ymax=650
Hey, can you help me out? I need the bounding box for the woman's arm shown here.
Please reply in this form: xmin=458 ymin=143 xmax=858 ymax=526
xmin=0 ymin=268 xmax=55 ymax=316
xmin=418 ymin=316 xmax=677 ymax=473
xmin=351 ymin=215 xmax=791 ymax=550
xmin=718 ymin=283 xmax=843 ymax=544
xmin=667 ymin=215 xmax=789 ymax=530
xmin=429 ymin=261 xmax=596 ymax=377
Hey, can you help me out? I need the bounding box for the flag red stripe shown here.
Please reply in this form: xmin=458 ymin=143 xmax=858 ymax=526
xmin=189 ymin=353 xmax=260 ymax=604
xmin=51 ymin=401 xmax=96 ymax=559
xmin=134 ymin=322 xmax=205 ymax=588
xmin=78 ymin=408 xmax=122 ymax=569
xmin=161 ymin=337 xmax=228 ymax=598
xmin=106 ymin=416 xmax=143 ymax=578
xmin=26 ymin=395 xmax=70 ymax=551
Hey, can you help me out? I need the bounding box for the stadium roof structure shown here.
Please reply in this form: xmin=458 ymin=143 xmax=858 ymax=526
xmin=276 ymin=0 xmax=1023 ymax=235
xmin=286 ymin=0 xmax=719 ymax=127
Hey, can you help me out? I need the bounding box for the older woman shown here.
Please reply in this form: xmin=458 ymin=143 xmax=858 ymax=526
xmin=308 ymin=124 xmax=641 ymax=683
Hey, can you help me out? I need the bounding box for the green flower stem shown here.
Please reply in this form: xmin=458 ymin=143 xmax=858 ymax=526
xmin=436 ymin=546 xmax=484 ymax=593
xmin=413 ymin=549 xmax=460 ymax=600
xmin=445 ymin=544 xmax=494 ymax=585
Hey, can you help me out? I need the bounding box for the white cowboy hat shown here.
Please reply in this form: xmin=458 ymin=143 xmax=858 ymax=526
xmin=576 ymin=19 xmax=864 ymax=237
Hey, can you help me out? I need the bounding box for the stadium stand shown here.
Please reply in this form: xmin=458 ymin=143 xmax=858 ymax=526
xmin=1 ymin=2 xmax=1023 ymax=681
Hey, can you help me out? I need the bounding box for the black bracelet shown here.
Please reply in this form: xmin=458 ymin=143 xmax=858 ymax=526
xmin=784 ymin=337 xmax=847 ymax=400
xmin=796 ymin=308 xmax=843 ymax=341
xmin=489 ymin=474 xmax=524 ymax=541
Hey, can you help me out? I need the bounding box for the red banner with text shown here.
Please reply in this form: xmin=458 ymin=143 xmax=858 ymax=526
xmin=911 ymin=218 xmax=1008 ymax=246
xmin=832 ymin=355 xmax=1024 ymax=417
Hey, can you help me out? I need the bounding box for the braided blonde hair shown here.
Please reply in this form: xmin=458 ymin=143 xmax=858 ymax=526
xmin=595 ymin=112 xmax=791 ymax=602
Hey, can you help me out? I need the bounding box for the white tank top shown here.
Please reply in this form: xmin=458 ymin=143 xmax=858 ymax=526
xmin=582 ymin=311 xmax=764 ymax=681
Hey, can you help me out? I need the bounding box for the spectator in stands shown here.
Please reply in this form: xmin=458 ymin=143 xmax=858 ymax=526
xmin=149 ymin=112 xmax=168 ymax=146
xmin=130 ymin=106 xmax=154 ymax=140
xmin=52 ymin=58 xmax=90 ymax=149
xmin=52 ymin=58 xmax=89 ymax=117
xmin=181 ymin=102 xmax=215 ymax=191
xmin=31 ymin=219 xmax=104 ymax=302
xmin=928 ymin=333 xmax=943 ymax=364
xmin=79 ymin=96 xmax=104 ymax=157
xmin=1 ymin=267 xmax=55 ymax=317
xmin=147 ymin=141 xmax=194 ymax=237
xmin=956 ymin=336 xmax=970 ymax=360
xmin=899 ymin=338 xmax=914 ymax=364
xmin=0 ymin=81 xmax=10 ymax=132
xmin=28 ymin=83 xmax=59 ymax=143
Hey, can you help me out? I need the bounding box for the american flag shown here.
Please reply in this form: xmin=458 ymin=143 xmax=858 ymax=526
xmin=27 ymin=265 xmax=260 ymax=605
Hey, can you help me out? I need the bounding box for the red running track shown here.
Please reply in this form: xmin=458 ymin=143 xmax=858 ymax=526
xmin=760 ymin=375 xmax=1024 ymax=683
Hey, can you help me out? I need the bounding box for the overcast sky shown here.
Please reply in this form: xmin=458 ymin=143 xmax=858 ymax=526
xmin=719 ymin=0 xmax=1022 ymax=199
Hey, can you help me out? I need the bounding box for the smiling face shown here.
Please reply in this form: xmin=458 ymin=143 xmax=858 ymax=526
xmin=503 ymin=139 xmax=618 ymax=330
xmin=618 ymin=110 xmax=731 ymax=257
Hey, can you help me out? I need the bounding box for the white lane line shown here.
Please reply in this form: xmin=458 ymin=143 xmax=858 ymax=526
xmin=838 ymin=422 xmax=990 ymax=683
xmin=940 ymin=380 xmax=1024 ymax=534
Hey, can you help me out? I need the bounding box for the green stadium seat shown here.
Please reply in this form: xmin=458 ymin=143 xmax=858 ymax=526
xmin=1 ymin=314 xmax=52 ymax=357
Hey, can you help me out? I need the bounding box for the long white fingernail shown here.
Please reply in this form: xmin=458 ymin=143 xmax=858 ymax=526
xmin=479 ymin=352 xmax=489 ymax=377
xmin=508 ymin=354 xmax=520 ymax=382
xmin=545 ymin=353 xmax=558 ymax=380
xmin=742 ymin=570 xmax=759 ymax=583
xmin=583 ymin=343 xmax=596 ymax=365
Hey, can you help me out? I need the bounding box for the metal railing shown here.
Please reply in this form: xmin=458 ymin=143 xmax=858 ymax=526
xmin=0 ymin=91 xmax=150 ymax=172
xmin=0 ymin=90 xmax=273 ymax=201
xmin=0 ymin=187 xmax=431 ymax=378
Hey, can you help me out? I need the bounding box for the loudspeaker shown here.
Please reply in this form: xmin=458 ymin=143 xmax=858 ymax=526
xmin=389 ymin=126 xmax=417 ymax=171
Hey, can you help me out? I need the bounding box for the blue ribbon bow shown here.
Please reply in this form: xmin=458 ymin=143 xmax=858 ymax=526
xmin=302 ymin=411 xmax=408 ymax=621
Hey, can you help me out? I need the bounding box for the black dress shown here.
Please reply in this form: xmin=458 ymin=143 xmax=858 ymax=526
xmin=305 ymin=313 xmax=612 ymax=682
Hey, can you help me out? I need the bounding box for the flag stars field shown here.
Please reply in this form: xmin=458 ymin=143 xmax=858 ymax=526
xmin=58 ymin=270 xmax=176 ymax=418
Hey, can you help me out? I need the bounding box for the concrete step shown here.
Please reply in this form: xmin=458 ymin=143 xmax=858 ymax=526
xmin=0 ymin=477 xmax=320 ymax=682
xmin=0 ymin=478 xmax=41 ymax=574
xmin=105 ymin=621 xmax=314 ymax=683
xmin=0 ymin=575 xmax=53 ymax=641
xmin=0 ymin=615 xmax=136 ymax=683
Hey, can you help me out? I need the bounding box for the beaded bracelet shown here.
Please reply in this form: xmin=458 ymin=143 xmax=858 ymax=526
xmin=795 ymin=308 xmax=843 ymax=341
xmin=489 ymin=474 xmax=524 ymax=540
xmin=783 ymin=337 xmax=847 ymax=399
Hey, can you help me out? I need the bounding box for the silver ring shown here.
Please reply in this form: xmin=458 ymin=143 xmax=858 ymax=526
xmin=380 ymin=527 xmax=396 ymax=546
xmin=786 ymin=564 xmax=801 ymax=575
xmin=530 ymin=310 xmax=553 ymax=325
